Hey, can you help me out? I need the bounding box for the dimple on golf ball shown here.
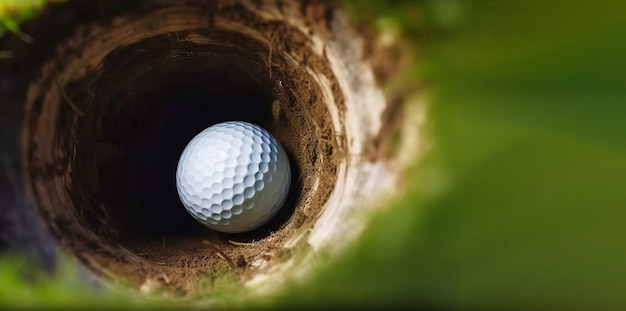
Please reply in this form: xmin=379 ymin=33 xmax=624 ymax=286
xmin=176 ymin=121 xmax=291 ymax=233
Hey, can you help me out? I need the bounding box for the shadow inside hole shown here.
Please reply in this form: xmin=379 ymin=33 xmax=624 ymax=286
xmin=96 ymin=64 xmax=304 ymax=246
xmin=120 ymin=90 xmax=272 ymax=235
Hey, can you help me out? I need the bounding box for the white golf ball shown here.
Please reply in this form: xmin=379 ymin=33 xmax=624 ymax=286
xmin=176 ymin=121 xmax=291 ymax=233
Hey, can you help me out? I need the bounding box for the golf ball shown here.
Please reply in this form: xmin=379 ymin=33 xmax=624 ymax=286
xmin=176 ymin=121 xmax=291 ymax=233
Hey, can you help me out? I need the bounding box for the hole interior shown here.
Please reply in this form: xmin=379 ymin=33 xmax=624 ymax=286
xmin=82 ymin=32 xmax=292 ymax=241
xmin=18 ymin=0 xmax=404 ymax=296
xmin=23 ymin=3 xmax=342 ymax=292
xmin=73 ymin=29 xmax=316 ymax=273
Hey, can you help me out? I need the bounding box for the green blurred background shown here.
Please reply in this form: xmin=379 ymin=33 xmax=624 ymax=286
xmin=2 ymin=0 xmax=626 ymax=309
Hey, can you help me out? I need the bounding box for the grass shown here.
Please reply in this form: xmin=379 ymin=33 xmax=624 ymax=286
xmin=251 ymin=1 xmax=626 ymax=309
xmin=2 ymin=0 xmax=626 ymax=309
xmin=0 ymin=0 xmax=50 ymax=43
xmin=0 ymin=253 xmax=139 ymax=310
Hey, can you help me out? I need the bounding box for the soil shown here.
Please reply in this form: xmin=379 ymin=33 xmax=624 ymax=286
xmin=0 ymin=0 xmax=409 ymax=297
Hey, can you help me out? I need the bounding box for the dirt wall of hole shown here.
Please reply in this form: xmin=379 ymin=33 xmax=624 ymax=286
xmin=19 ymin=0 xmax=345 ymax=295
xmin=0 ymin=0 xmax=411 ymax=297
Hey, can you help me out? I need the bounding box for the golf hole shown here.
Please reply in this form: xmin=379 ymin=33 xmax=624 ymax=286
xmin=12 ymin=0 xmax=410 ymax=296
